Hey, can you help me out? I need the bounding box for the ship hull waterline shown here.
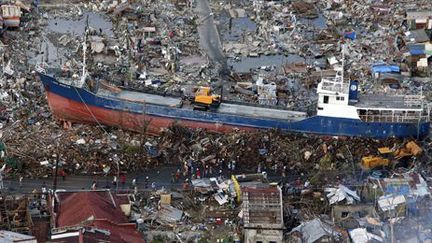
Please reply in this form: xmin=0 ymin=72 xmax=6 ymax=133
xmin=39 ymin=73 xmax=430 ymax=139
xmin=46 ymin=91 xmax=255 ymax=134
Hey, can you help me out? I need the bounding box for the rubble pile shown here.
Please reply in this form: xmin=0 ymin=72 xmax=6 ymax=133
xmin=0 ymin=0 xmax=431 ymax=241
xmin=0 ymin=117 xmax=417 ymax=180
xmin=214 ymin=0 xmax=432 ymax=108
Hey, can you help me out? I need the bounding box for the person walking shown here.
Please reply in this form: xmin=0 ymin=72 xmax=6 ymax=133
xmin=175 ymin=169 xmax=181 ymax=182
xmin=120 ymin=174 xmax=126 ymax=188
xmin=41 ymin=182 xmax=47 ymax=199
xmin=282 ymin=166 xmax=287 ymax=181
xmin=188 ymin=159 xmax=193 ymax=171
xmin=171 ymin=172 xmax=176 ymax=184
xmin=197 ymin=168 xmax=202 ymax=179
xmin=204 ymin=165 xmax=209 ymax=178
xmin=182 ymin=179 xmax=190 ymax=191
xmin=91 ymin=181 xmax=97 ymax=190
xmin=19 ymin=176 xmax=23 ymax=188
xmin=0 ymin=164 xmax=6 ymax=190
xmin=112 ymin=176 xmax=117 ymax=188
xmin=145 ymin=176 xmax=149 ymax=189
xmin=209 ymin=164 xmax=213 ymax=176
xmin=60 ymin=169 xmax=66 ymax=181
xmin=131 ymin=178 xmax=137 ymax=188
xmin=183 ymin=162 xmax=188 ymax=177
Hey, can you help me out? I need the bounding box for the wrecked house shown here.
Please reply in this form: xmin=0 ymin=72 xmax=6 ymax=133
xmin=0 ymin=196 xmax=33 ymax=236
xmin=367 ymin=172 xmax=430 ymax=218
xmin=406 ymin=10 xmax=432 ymax=30
xmin=332 ymin=205 xmax=380 ymax=229
xmin=139 ymin=27 xmax=157 ymax=40
xmin=50 ymin=190 xmax=144 ymax=242
xmin=290 ymin=218 xmax=342 ymax=243
xmin=1 ymin=5 xmax=21 ymax=28
xmin=406 ymin=29 xmax=431 ymax=43
xmin=242 ymin=186 xmax=283 ymax=243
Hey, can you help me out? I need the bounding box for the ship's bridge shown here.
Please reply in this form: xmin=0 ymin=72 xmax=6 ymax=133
xmin=316 ymin=69 xmax=430 ymax=123
xmin=316 ymin=69 xmax=357 ymax=119
xmin=318 ymin=75 xmax=349 ymax=94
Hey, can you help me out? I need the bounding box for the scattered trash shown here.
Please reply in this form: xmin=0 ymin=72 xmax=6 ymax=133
xmin=0 ymin=0 xmax=431 ymax=242
xmin=325 ymin=185 xmax=360 ymax=205
xmin=291 ymin=218 xmax=341 ymax=243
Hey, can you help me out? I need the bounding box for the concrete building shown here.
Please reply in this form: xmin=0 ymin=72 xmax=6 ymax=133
xmin=242 ymin=186 xmax=284 ymax=243
xmin=406 ymin=10 xmax=432 ymax=30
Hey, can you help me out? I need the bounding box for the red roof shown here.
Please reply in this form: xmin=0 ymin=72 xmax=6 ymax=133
xmin=57 ymin=191 xmax=129 ymax=227
xmin=55 ymin=191 xmax=144 ymax=243
xmin=92 ymin=220 xmax=144 ymax=243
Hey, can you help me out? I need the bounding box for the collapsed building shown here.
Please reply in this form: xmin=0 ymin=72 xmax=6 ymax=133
xmin=242 ymin=187 xmax=284 ymax=243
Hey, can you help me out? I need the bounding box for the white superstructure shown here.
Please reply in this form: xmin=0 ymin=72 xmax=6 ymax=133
xmin=316 ymin=46 xmax=429 ymax=123
xmin=316 ymin=68 xmax=360 ymax=119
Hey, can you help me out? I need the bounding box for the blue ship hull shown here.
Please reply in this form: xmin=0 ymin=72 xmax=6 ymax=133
xmin=38 ymin=73 xmax=430 ymax=139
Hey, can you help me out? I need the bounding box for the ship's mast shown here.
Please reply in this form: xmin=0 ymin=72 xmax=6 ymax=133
xmin=341 ymin=43 xmax=345 ymax=83
xmin=80 ymin=16 xmax=89 ymax=87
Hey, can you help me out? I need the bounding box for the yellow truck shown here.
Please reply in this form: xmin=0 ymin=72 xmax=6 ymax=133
xmin=193 ymin=87 xmax=221 ymax=111
xmin=361 ymin=141 xmax=422 ymax=170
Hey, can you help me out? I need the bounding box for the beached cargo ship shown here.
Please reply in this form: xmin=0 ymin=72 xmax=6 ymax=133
xmin=36 ymin=65 xmax=430 ymax=139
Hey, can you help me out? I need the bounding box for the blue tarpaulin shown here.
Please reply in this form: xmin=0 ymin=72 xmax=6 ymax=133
xmin=371 ymin=63 xmax=400 ymax=74
xmin=385 ymin=184 xmax=410 ymax=195
xmin=408 ymin=44 xmax=426 ymax=55
xmin=343 ymin=31 xmax=356 ymax=40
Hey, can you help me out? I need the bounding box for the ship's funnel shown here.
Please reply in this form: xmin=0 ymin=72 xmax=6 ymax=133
xmin=349 ymin=80 xmax=359 ymax=104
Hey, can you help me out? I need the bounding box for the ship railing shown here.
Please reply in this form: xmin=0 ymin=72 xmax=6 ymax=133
xmin=359 ymin=114 xmax=429 ymax=123
xmin=404 ymin=95 xmax=424 ymax=107
xmin=320 ymin=78 xmax=349 ymax=93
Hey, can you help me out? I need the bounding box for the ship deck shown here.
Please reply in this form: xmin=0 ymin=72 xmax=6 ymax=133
xmin=356 ymin=94 xmax=423 ymax=110
xmin=98 ymin=86 xmax=307 ymax=121
xmin=218 ymin=103 xmax=306 ymax=120
xmin=109 ymin=90 xmax=182 ymax=107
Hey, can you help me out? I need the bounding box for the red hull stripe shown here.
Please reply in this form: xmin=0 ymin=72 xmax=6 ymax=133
xmin=46 ymin=91 xmax=257 ymax=134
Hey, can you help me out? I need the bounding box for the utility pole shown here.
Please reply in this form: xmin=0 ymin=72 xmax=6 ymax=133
xmin=111 ymin=154 xmax=120 ymax=192
xmin=52 ymin=146 xmax=60 ymax=192
xmin=116 ymin=161 xmax=119 ymax=192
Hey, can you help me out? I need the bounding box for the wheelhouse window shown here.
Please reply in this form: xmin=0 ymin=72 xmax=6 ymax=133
xmin=323 ymin=95 xmax=329 ymax=104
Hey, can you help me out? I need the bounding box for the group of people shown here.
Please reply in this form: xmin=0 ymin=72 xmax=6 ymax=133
xmin=91 ymin=174 xmax=136 ymax=191
xmin=175 ymin=158 xmax=241 ymax=183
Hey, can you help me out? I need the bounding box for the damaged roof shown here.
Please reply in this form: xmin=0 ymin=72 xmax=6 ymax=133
xmin=55 ymin=191 xmax=144 ymax=243
xmin=291 ymin=218 xmax=339 ymax=243
xmin=406 ymin=11 xmax=432 ymax=20
xmin=56 ymin=191 xmax=129 ymax=227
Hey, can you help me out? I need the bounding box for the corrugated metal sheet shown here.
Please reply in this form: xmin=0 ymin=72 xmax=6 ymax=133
xmin=408 ymin=44 xmax=426 ymax=55
xmin=371 ymin=63 xmax=400 ymax=73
